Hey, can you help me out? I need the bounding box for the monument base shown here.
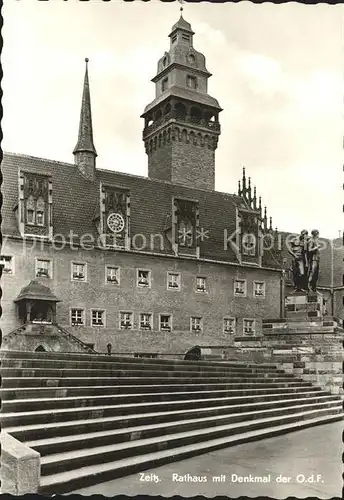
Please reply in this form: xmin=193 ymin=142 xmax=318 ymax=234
xmin=285 ymin=291 xmax=324 ymax=319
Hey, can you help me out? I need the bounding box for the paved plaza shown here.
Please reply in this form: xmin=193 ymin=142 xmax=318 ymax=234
xmin=74 ymin=420 xmax=343 ymax=498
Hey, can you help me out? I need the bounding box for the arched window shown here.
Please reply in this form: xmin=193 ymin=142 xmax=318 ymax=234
xmin=190 ymin=107 xmax=202 ymax=123
xmin=26 ymin=195 xmax=35 ymax=224
xmin=175 ymin=102 xmax=187 ymax=119
xmin=188 ymin=54 xmax=196 ymax=65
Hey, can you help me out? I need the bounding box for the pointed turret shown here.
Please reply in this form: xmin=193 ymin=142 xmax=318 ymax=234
xmin=73 ymin=58 xmax=97 ymax=180
xmin=253 ymin=186 xmax=257 ymax=210
xmin=247 ymin=177 xmax=252 ymax=205
xmin=238 ymin=180 xmax=242 ymax=196
xmin=263 ymin=206 xmax=267 ymax=231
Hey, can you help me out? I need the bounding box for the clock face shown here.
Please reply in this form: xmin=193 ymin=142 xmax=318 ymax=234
xmin=107 ymin=212 xmax=125 ymax=233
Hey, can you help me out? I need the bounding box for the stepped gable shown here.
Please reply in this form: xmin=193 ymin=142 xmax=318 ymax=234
xmin=2 ymin=152 xmax=242 ymax=262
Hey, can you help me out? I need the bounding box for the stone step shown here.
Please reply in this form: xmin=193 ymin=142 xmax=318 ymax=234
xmin=27 ymin=400 xmax=342 ymax=456
xmin=1 ymin=383 xmax=324 ymax=412
xmin=2 ymin=392 xmax=339 ymax=427
xmin=38 ymin=407 xmax=343 ymax=477
xmin=264 ymin=327 xmax=336 ymax=334
xmin=1 ymin=358 xmax=263 ymax=374
xmin=0 ymin=366 xmax=292 ymax=379
xmin=1 ymin=376 xmax=313 ymax=389
xmin=1 ymin=350 xmax=278 ymax=370
xmin=0 ymin=383 xmax=324 ymax=401
xmin=38 ymin=412 xmax=343 ymax=494
xmin=7 ymin=392 xmax=335 ymax=442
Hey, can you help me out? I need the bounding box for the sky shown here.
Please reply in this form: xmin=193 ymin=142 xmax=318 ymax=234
xmin=2 ymin=0 xmax=343 ymax=238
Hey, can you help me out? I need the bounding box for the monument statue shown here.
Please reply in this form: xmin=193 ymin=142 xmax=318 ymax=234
xmin=288 ymin=229 xmax=320 ymax=293
xmin=307 ymin=229 xmax=320 ymax=292
xmin=287 ymin=230 xmax=309 ymax=292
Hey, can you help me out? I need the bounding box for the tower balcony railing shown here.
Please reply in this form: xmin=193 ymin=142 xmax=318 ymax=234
xmin=144 ymin=111 xmax=221 ymax=135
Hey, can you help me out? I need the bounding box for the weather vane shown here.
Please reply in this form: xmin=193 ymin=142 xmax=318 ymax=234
xmin=178 ymin=0 xmax=184 ymax=14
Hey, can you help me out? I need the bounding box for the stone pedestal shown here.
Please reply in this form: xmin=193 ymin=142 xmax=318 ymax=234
xmin=285 ymin=291 xmax=324 ymax=320
xmin=231 ymin=291 xmax=344 ymax=395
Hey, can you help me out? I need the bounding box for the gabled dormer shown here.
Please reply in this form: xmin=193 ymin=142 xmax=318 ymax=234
xmin=17 ymin=170 xmax=53 ymax=238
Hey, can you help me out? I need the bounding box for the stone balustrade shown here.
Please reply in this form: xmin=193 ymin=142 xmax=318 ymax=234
xmin=0 ymin=432 xmax=40 ymax=494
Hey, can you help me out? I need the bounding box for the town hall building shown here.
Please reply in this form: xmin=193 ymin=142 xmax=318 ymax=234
xmin=1 ymin=14 xmax=343 ymax=355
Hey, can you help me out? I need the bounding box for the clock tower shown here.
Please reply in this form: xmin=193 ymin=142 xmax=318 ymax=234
xmin=141 ymin=14 xmax=222 ymax=191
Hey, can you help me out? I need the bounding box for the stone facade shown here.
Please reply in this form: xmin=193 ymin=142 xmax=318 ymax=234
xmin=1 ymin=236 xmax=281 ymax=354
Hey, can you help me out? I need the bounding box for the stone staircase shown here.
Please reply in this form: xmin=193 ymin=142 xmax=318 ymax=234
xmin=1 ymin=350 xmax=343 ymax=495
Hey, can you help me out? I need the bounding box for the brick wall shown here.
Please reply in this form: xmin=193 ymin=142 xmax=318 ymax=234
xmin=2 ymin=237 xmax=281 ymax=354
xmin=148 ymin=136 xmax=216 ymax=191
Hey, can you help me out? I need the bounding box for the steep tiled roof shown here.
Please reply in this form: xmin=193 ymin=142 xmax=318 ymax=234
xmin=2 ymin=152 xmax=242 ymax=263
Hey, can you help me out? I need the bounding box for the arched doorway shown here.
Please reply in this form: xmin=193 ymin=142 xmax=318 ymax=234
xmin=35 ymin=344 xmax=48 ymax=352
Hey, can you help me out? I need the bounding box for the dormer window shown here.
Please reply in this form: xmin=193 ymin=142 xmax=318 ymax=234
xmin=20 ymin=171 xmax=52 ymax=238
xmin=186 ymin=75 xmax=197 ymax=89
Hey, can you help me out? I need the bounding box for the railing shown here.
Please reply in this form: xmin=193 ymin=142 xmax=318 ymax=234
xmin=144 ymin=111 xmax=221 ymax=135
xmin=55 ymin=324 xmax=98 ymax=354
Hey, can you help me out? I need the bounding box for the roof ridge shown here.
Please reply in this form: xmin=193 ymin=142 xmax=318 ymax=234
xmin=3 ymin=151 xmax=238 ymax=198
xmin=3 ymin=151 xmax=77 ymax=168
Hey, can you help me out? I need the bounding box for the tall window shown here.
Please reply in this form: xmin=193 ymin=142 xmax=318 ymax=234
xmin=186 ymin=75 xmax=197 ymax=89
xmin=36 ymin=197 xmax=45 ymax=226
xmin=161 ymin=77 xmax=168 ymax=92
xmin=0 ymin=256 xmax=13 ymax=274
xmin=91 ymin=310 xmax=105 ymax=327
xmin=71 ymin=262 xmax=86 ymax=281
xmin=253 ymin=281 xmax=266 ymax=298
xmin=140 ymin=313 xmax=153 ymax=330
xmin=106 ymin=266 xmax=120 ymax=284
xmin=36 ymin=259 xmax=52 ymax=278
xmin=71 ymin=309 xmax=85 ymax=326
xmin=242 ymin=233 xmax=256 ymax=256
xmin=190 ymin=316 xmax=202 ymax=332
xmin=137 ymin=270 xmax=151 ymax=288
xmin=26 ymin=195 xmax=45 ymax=225
xmin=26 ymin=196 xmax=35 ymax=224
xmin=167 ymin=272 xmax=181 ymax=290
xmin=223 ymin=317 xmax=235 ymax=334
xmin=175 ymin=199 xmax=197 ymax=249
xmin=120 ymin=312 xmax=133 ymax=329
xmin=234 ymin=279 xmax=247 ymax=297
xmin=243 ymin=319 xmax=255 ymax=335
xmin=160 ymin=314 xmax=172 ymax=332
xmin=196 ymin=277 xmax=207 ymax=292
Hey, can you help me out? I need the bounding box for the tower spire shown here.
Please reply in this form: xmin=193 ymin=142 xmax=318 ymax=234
xmin=73 ymin=58 xmax=97 ymax=180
